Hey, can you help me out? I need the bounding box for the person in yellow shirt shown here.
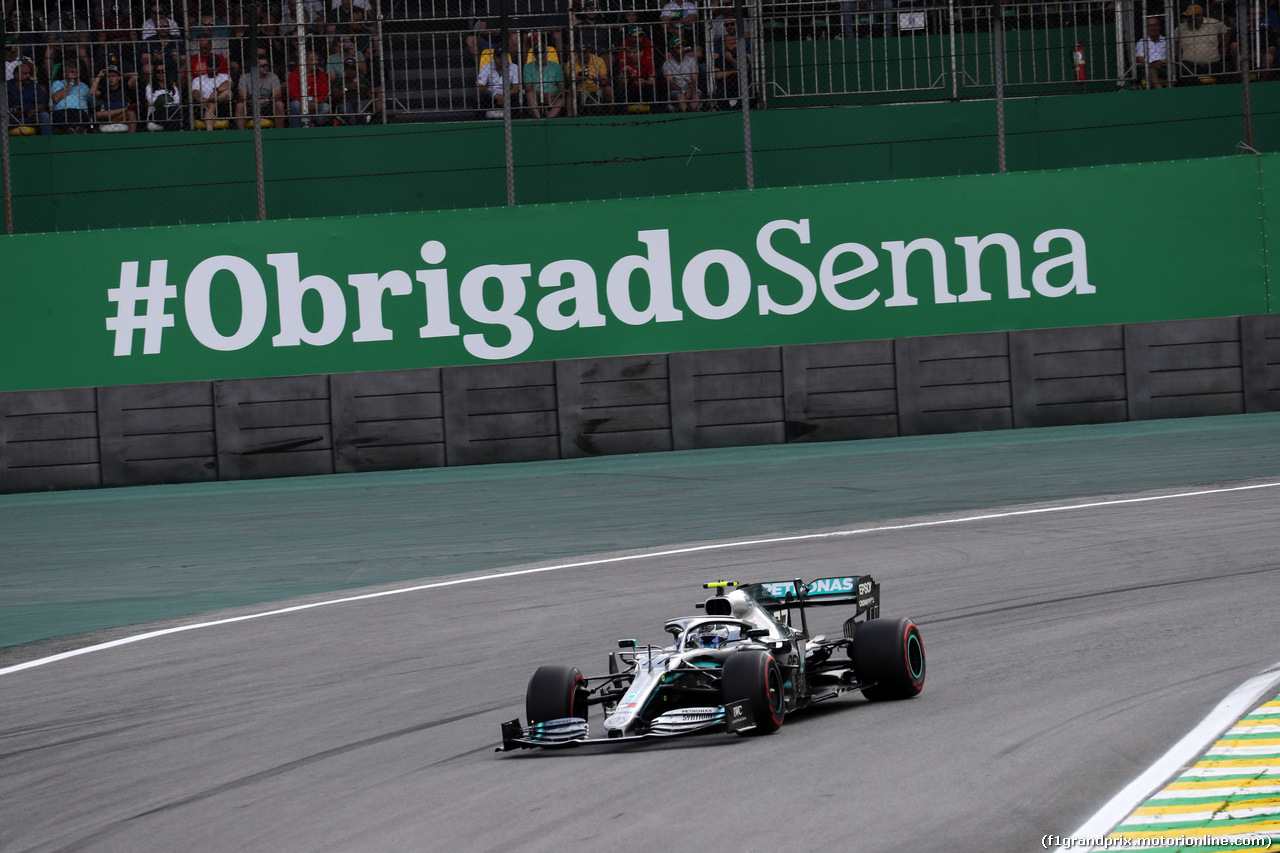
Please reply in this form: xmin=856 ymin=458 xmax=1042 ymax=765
xmin=571 ymin=47 xmax=613 ymax=114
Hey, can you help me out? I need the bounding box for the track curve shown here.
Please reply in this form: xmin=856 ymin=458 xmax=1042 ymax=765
xmin=3 ymin=479 xmax=1279 ymax=853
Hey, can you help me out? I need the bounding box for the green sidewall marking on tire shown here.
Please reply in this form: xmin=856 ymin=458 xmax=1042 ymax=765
xmin=906 ymin=632 xmax=924 ymax=680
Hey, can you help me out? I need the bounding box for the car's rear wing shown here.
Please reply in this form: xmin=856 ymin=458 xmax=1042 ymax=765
xmin=748 ymin=575 xmax=881 ymax=621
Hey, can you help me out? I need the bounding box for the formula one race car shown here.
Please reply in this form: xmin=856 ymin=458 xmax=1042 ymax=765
xmin=497 ymin=576 xmax=925 ymax=751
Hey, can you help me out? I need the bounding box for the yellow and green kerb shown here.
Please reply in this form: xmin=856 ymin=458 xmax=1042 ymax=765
xmin=1111 ymin=697 xmax=1280 ymax=851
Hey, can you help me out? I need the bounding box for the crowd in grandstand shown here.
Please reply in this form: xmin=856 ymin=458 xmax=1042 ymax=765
xmin=3 ymin=0 xmax=1279 ymax=132
xmin=1134 ymin=2 xmax=1278 ymax=88
xmin=3 ymin=0 xmax=383 ymax=132
xmin=469 ymin=0 xmax=753 ymax=116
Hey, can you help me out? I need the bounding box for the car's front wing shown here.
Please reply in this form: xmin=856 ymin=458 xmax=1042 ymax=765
xmin=496 ymin=700 xmax=756 ymax=752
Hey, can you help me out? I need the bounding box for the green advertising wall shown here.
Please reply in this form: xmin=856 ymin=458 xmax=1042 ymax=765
xmin=0 ymin=153 xmax=1271 ymax=393
xmin=7 ymin=83 xmax=1279 ymax=233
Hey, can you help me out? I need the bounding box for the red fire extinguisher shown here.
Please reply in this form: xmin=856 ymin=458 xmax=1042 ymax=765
xmin=1073 ymin=43 xmax=1087 ymax=82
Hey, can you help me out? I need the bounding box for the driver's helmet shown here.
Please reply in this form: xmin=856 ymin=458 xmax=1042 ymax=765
xmin=690 ymin=622 xmax=735 ymax=649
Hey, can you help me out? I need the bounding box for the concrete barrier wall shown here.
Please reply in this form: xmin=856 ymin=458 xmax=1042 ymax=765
xmin=3 ymin=315 xmax=1278 ymax=494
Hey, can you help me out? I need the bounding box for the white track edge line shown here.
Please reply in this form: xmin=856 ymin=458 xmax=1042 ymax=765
xmin=4 ymin=479 xmax=1278 ymax=678
xmin=1054 ymin=660 xmax=1280 ymax=853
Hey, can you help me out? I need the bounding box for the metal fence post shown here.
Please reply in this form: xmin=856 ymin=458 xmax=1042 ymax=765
xmin=375 ymin=0 xmax=389 ymax=124
xmin=993 ymin=0 xmax=1007 ymax=172
xmin=1239 ymin=0 xmax=1255 ymax=152
xmin=248 ymin=8 xmax=267 ymax=221
xmin=500 ymin=7 xmax=515 ymax=205
xmin=1 ymin=11 xmax=12 ymax=235
xmin=735 ymin=0 xmax=754 ymax=190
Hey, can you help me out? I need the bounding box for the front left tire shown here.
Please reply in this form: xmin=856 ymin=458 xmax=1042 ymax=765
xmin=722 ymin=650 xmax=786 ymax=735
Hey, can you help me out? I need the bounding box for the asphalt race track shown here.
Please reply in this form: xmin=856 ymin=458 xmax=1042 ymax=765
xmin=3 ymin=420 xmax=1280 ymax=852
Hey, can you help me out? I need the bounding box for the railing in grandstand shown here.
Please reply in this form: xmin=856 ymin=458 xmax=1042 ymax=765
xmin=0 ymin=0 xmax=1270 ymax=133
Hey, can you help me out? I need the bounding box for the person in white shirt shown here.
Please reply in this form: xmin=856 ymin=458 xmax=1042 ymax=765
xmin=1135 ymin=15 xmax=1168 ymax=88
xmin=476 ymin=50 xmax=520 ymax=114
xmin=191 ymin=57 xmax=231 ymax=129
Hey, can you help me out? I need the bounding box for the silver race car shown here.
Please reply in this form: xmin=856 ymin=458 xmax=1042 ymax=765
xmin=497 ymin=576 xmax=925 ymax=751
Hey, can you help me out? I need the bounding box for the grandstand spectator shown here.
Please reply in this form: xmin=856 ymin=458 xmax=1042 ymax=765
xmin=288 ymin=51 xmax=331 ymax=126
xmin=97 ymin=3 xmax=145 ymax=79
xmin=50 ymin=62 xmax=93 ymax=132
xmin=5 ymin=37 xmax=24 ymax=82
xmin=708 ymin=0 xmax=744 ymax=41
xmin=141 ymin=3 xmax=184 ymax=73
xmin=523 ymin=39 xmax=564 ymax=117
xmin=327 ymin=35 xmax=367 ymax=80
xmin=618 ymin=8 xmax=656 ymax=53
xmin=476 ymin=44 xmax=521 ymax=116
xmin=575 ymin=2 xmax=614 ymax=58
xmin=236 ymin=54 xmax=283 ymax=127
xmin=467 ymin=0 xmax=498 ymax=64
xmin=617 ymin=26 xmax=656 ymax=105
xmin=187 ymin=39 xmax=229 ymax=80
xmin=1135 ymin=16 xmax=1169 ymax=88
xmin=662 ymin=36 xmax=699 ymax=111
xmin=1175 ymin=4 xmax=1231 ymax=79
xmin=90 ymin=65 xmax=137 ymax=130
xmin=8 ymin=60 xmax=52 ymax=134
xmin=48 ymin=8 xmax=95 ymax=78
xmin=660 ymin=0 xmax=698 ymax=42
xmin=279 ymin=1 xmax=324 ymax=40
xmin=331 ymin=56 xmax=378 ymax=122
xmin=332 ymin=0 xmax=373 ymax=15
xmin=712 ymin=26 xmax=751 ymax=107
xmin=570 ymin=44 xmax=613 ymax=114
xmin=345 ymin=7 xmax=376 ymax=58
xmin=478 ymin=29 xmax=522 ymax=68
xmin=144 ymin=65 xmax=184 ymax=130
xmin=331 ymin=0 xmax=370 ymax=37
xmin=7 ymin=7 xmax=45 ymax=69
xmin=190 ymin=11 xmax=233 ymax=57
xmin=191 ymin=52 xmax=232 ymax=128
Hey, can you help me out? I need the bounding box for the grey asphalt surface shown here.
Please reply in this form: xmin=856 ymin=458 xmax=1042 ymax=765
xmin=2 ymin=415 xmax=1280 ymax=852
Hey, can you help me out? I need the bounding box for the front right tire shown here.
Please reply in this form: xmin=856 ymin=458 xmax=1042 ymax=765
xmin=526 ymin=664 xmax=588 ymax=724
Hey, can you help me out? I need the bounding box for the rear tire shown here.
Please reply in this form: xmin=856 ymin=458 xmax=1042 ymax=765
xmin=722 ymin=651 xmax=785 ymax=735
xmin=853 ymin=617 xmax=925 ymax=701
xmin=526 ymin=665 xmax=588 ymax=724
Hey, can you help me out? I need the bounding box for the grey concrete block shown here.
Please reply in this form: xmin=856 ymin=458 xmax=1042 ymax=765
xmin=215 ymin=375 xmax=334 ymax=480
xmin=556 ymin=355 xmax=672 ymax=458
xmin=99 ymin=382 xmax=217 ymax=486
xmin=1009 ymin=325 xmax=1127 ymax=428
xmin=896 ymin=333 xmax=1012 ymax=435
xmin=1242 ymin=314 xmax=1280 ymax=413
xmin=782 ymin=341 xmax=898 ymax=442
xmin=442 ymin=363 xmax=559 ymax=466
xmin=670 ymin=348 xmax=784 ymax=450
xmin=331 ymin=369 xmax=445 ymax=473
xmin=1125 ymin=318 xmax=1243 ymax=421
xmin=0 ymin=388 xmax=101 ymax=493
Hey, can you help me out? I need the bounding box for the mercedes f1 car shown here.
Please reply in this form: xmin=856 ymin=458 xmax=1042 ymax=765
xmin=497 ymin=576 xmax=925 ymax=751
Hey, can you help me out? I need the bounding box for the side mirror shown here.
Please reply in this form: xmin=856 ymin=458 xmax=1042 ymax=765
xmin=746 ymin=628 xmax=769 ymax=639
xmin=618 ymin=638 xmax=637 ymax=648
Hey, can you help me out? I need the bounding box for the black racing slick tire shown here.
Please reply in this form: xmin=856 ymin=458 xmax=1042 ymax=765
xmin=526 ymin=665 xmax=588 ymax=725
xmin=852 ymin=617 xmax=926 ymax=701
xmin=722 ymin=651 xmax=786 ymax=735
